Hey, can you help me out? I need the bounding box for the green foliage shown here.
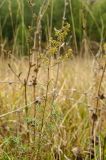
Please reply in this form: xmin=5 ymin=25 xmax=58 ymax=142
xmin=48 ymin=23 xmax=72 ymax=59
xmin=14 ymin=23 xmax=29 ymax=55
xmin=87 ymin=0 xmax=106 ymax=41
xmin=0 ymin=0 xmax=32 ymax=39
xmin=0 ymin=0 xmax=106 ymax=55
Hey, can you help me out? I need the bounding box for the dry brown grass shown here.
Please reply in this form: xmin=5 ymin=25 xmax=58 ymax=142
xmin=0 ymin=57 xmax=106 ymax=159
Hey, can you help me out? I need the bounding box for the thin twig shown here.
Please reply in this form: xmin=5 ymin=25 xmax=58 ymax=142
xmin=8 ymin=64 xmax=23 ymax=83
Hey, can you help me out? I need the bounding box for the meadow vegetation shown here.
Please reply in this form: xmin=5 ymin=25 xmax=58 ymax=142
xmin=0 ymin=0 xmax=106 ymax=160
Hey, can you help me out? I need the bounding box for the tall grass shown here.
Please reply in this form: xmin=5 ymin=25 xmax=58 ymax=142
xmin=0 ymin=0 xmax=106 ymax=160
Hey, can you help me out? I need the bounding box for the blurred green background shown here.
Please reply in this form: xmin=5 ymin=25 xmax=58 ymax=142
xmin=0 ymin=0 xmax=106 ymax=55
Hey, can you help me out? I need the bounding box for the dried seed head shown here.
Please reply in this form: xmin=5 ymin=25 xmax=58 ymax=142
xmin=91 ymin=112 xmax=98 ymax=122
xmin=34 ymin=68 xmax=39 ymax=73
xmin=35 ymin=97 xmax=41 ymax=105
xmin=98 ymin=93 xmax=105 ymax=100
xmin=32 ymin=79 xmax=37 ymax=86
